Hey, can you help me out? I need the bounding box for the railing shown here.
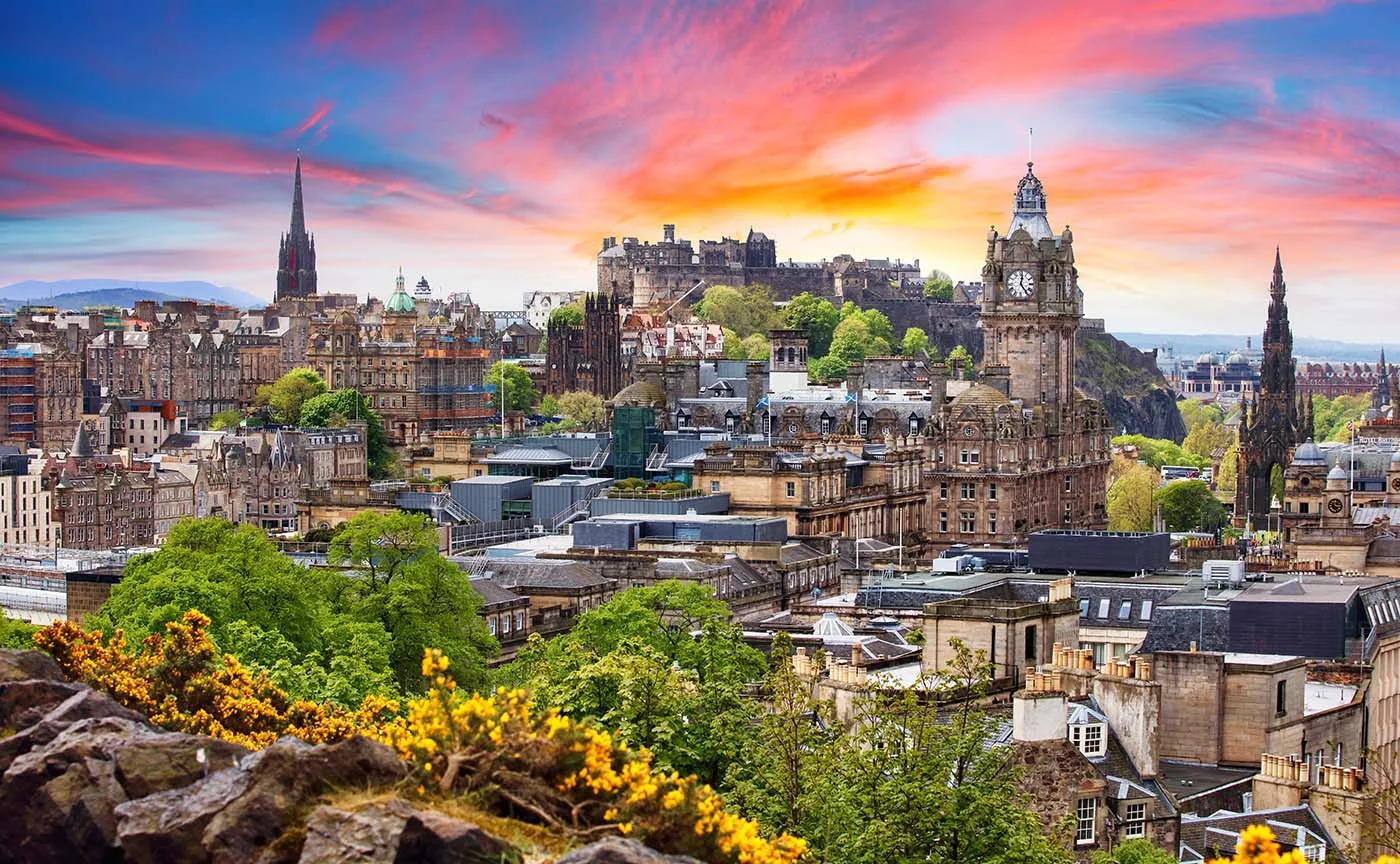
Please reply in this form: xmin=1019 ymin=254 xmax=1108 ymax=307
xmin=646 ymin=445 xmax=667 ymax=472
xmin=551 ymin=482 xmax=612 ymax=532
xmin=447 ymin=518 xmax=537 ymax=555
xmin=572 ymin=442 xmax=611 ymax=471
xmin=603 ymin=487 xmax=703 ymax=500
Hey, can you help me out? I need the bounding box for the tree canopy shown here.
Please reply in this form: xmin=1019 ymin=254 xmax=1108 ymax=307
xmin=504 ymin=582 xmax=765 ymax=786
xmin=1154 ymin=479 xmax=1228 ymax=532
xmin=547 ymin=302 xmax=584 ymax=329
xmin=256 ymin=368 xmax=327 ymax=425
xmin=299 ymin=388 xmax=391 ymax=478
xmin=1108 ymin=461 xmax=1159 ymax=531
xmin=923 ymin=270 xmax=955 ymax=301
xmin=209 ymin=409 xmax=243 ymax=431
xmin=1112 ymin=434 xmax=1209 ymax=470
xmin=557 ymin=391 xmax=605 ymax=428
xmin=692 ymin=285 xmax=782 ymax=338
xmin=781 ymin=293 xmax=840 ymax=357
xmin=485 ymin=361 xmax=539 ymax=413
xmin=901 ymin=326 xmax=929 ymax=358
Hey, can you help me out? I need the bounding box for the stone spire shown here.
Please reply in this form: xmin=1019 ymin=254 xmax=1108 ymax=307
xmin=275 ymin=157 xmax=318 ymax=302
xmin=72 ymin=421 xmax=93 ymax=459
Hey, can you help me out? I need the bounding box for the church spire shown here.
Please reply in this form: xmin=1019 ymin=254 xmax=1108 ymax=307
xmin=290 ymin=156 xmax=306 ymax=238
xmin=1271 ymin=246 xmax=1285 ymax=297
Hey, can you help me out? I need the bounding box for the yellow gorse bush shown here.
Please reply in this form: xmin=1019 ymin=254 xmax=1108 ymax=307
xmin=34 ymin=611 xmax=398 ymax=749
xmin=380 ymin=648 xmax=808 ymax=864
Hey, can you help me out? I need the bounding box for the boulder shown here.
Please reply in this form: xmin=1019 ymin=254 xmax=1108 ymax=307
xmin=0 ymin=678 xmax=86 ymax=728
xmin=0 ymin=649 xmax=64 ymax=684
xmin=118 ymin=735 xmax=407 ymax=864
xmin=297 ymin=799 xmax=519 ymax=864
xmin=0 ymin=686 xmax=148 ymax=775
xmin=556 ymin=838 xmax=700 ymax=864
xmin=0 ymin=716 xmax=246 ymax=864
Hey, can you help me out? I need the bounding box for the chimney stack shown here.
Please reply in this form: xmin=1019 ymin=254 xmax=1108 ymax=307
xmin=1013 ymin=687 xmax=1068 ymax=743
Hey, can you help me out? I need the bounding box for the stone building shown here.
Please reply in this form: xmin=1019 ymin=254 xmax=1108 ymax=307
xmin=596 ymin=223 xmax=920 ymax=306
xmin=1296 ymin=356 xmax=1398 ymax=400
xmin=1235 ymin=251 xmax=1313 ymax=527
xmin=1179 ymin=349 xmax=1260 ymax=396
xmin=0 ymin=455 xmax=55 ymax=548
xmin=87 ymin=321 xmax=239 ymax=427
xmin=218 ymin=425 xmax=368 ymax=534
xmin=545 ymin=292 xmax=623 ymax=399
xmin=0 ymin=342 xmax=81 ymax=451
xmin=275 ymin=157 xmax=317 ymax=302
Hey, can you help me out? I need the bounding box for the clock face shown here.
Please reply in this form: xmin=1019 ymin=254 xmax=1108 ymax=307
xmin=1328 ymin=497 xmax=1344 ymax=514
xmin=1391 ymin=477 xmax=1400 ymax=492
xmin=1007 ymin=270 xmax=1035 ymax=299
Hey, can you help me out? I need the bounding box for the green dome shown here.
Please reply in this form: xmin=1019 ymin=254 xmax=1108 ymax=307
xmin=385 ymin=285 xmax=416 ymax=314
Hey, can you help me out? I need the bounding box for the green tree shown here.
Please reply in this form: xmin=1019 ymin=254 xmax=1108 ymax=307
xmin=557 ymin=391 xmax=604 ymax=428
xmin=741 ymin=333 xmax=771 ymax=361
xmin=808 ymin=354 xmax=850 ymax=382
xmin=1108 ymin=463 xmax=1160 ymax=531
xmin=1177 ymin=398 xmax=1226 ymax=432
xmin=1112 ymin=434 xmax=1209 ymax=470
xmin=324 ymin=511 xmax=497 ymax=693
xmin=721 ymin=327 xmax=747 ymax=360
xmin=255 ymin=368 xmax=327 ymax=425
xmin=1091 ymin=839 xmax=1177 ymax=864
xmin=90 ymin=517 xmax=398 ymax=708
xmin=692 ymin=285 xmax=781 ymax=338
xmin=485 ymin=361 xmax=538 ymax=413
xmin=0 ymin=615 xmax=37 ymax=649
xmin=209 ymin=409 xmax=243 ymax=431
xmin=782 ymin=293 xmax=840 ymax=357
xmin=831 ymin=317 xmax=892 ymax=363
xmin=505 ymin=582 xmax=764 ymax=785
xmin=1154 ymin=479 xmax=1227 ymax=532
xmin=299 ymin=388 xmax=391 ymax=478
xmin=1313 ymin=393 xmax=1370 ymax=442
xmin=539 ymin=394 xmax=560 ymax=417
xmin=547 ymin=302 xmax=584 ymax=329
xmin=923 ymin=270 xmax=955 ymax=301
xmin=1183 ymin=419 xmax=1233 ymax=460
xmin=1218 ymin=441 xmax=1239 ymax=493
xmin=798 ymin=639 xmax=1070 ymax=864
xmin=948 ymin=344 xmax=974 ymax=378
xmin=901 ymin=326 xmax=930 ymax=358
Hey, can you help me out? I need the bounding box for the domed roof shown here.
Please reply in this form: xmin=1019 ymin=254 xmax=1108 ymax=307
xmin=1197 ymin=352 xmax=1216 ymax=365
xmin=950 ymin=383 xmax=1011 ymax=408
xmin=385 ymin=282 xmax=416 ymax=314
xmin=1327 ymin=465 xmax=1348 ymax=482
xmin=1225 ymin=351 xmax=1247 ymax=366
xmin=611 ymin=380 xmax=666 ymax=406
xmin=1291 ymin=440 xmax=1325 ymax=466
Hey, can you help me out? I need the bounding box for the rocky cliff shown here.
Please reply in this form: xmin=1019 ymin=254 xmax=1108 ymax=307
xmin=1076 ymin=331 xmax=1187 ymax=442
xmin=0 ymin=649 xmax=684 ymax=864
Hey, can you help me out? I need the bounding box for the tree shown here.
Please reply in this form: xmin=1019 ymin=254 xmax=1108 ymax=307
xmin=901 ymin=326 xmax=930 ymax=358
xmin=740 ymin=333 xmax=771 ymax=361
xmin=1313 ymin=393 xmax=1371 ymax=442
xmin=539 ymin=394 xmax=560 ymax=417
xmin=1218 ymin=441 xmax=1239 ymax=492
xmin=90 ymin=517 xmax=397 ymax=708
xmin=299 ymin=388 xmax=392 ymax=479
xmin=831 ymin=317 xmax=892 ymax=363
xmin=547 ymin=302 xmax=584 ymax=329
xmin=924 ymin=269 xmax=955 ymax=301
xmin=948 ymin=344 xmax=974 ymax=377
xmin=557 ymin=391 xmax=604 ymax=428
xmin=0 ymin=615 xmax=37 ymax=649
xmin=721 ymin=327 xmax=747 ymax=360
xmin=209 ymin=409 xmax=243 ymax=431
xmin=1108 ymin=462 xmax=1160 ymax=531
xmin=255 ymin=368 xmax=327 ymax=425
xmin=692 ymin=285 xmax=781 ymax=338
xmin=1177 ymin=398 xmax=1226 ymax=432
xmin=324 ymin=511 xmax=497 ymax=694
xmin=485 ymin=361 xmax=538 ymax=413
xmin=782 ymin=293 xmax=840 ymax=357
xmin=1183 ymin=418 xmax=1233 ymax=459
xmin=1112 ymin=434 xmax=1209 ymax=470
xmin=792 ymin=639 xmax=1070 ymax=864
xmin=505 ymin=582 xmax=765 ymax=785
xmin=1154 ymin=479 xmax=1227 ymax=532
xmin=1091 ymin=839 xmax=1177 ymax=864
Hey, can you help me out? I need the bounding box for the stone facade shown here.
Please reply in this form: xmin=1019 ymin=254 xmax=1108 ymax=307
xmin=0 ymin=342 xmax=81 ymax=451
xmin=87 ymin=322 xmax=239 ymax=427
xmin=275 ymin=157 xmax=317 ymax=302
xmin=545 ymin=292 xmax=623 ymax=399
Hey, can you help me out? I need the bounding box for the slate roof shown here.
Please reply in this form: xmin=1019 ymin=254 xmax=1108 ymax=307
xmin=1179 ymin=805 xmax=1341 ymax=864
xmin=468 ymin=577 xmax=528 ymax=609
xmin=487 ymin=560 xmax=614 ymax=592
xmin=484 ymin=446 xmax=574 ymax=465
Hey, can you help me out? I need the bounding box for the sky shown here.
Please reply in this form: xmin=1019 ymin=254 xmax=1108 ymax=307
xmin=1 ymin=1 xmax=1398 ymax=341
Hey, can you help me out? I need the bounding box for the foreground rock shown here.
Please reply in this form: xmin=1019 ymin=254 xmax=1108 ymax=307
xmin=298 ymin=798 xmax=521 ymax=864
xmin=116 ymin=735 xmax=407 ymax=864
xmin=557 ymin=838 xmax=700 ymax=864
xmin=0 ymin=716 xmax=247 ymax=863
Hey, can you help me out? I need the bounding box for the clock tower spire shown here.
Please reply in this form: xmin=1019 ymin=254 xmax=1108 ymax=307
xmin=979 ymin=161 xmax=1082 ymax=409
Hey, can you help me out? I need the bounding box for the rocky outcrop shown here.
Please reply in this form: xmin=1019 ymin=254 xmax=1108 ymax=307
xmin=0 ymin=649 xmax=692 ymax=864
xmin=1077 ymin=331 xmax=1187 ymax=442
xmin=298 ymin=799 xmax=519 ymax=864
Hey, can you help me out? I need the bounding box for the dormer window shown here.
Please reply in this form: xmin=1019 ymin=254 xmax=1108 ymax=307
xmin=1068 ymin=722 xmax=1106 ymax=757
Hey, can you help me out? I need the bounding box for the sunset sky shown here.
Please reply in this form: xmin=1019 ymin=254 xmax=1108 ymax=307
xmin=1 ymin=1 xmax=1398 ymax=340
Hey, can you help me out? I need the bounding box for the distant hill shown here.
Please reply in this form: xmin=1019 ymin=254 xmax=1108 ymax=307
xmin=1116 ymin=332 xmax=1397 ymax=364
xmin=0 ymin=279 xmax=265 ymax=311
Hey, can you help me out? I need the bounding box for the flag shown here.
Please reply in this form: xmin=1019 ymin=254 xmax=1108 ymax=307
xmin=755 ymin=395 xmax=770 ymax=410
xmin=844 ymin=392 xmax=857 ymax=404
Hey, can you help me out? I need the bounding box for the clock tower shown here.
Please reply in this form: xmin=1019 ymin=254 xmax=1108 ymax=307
xmin=980 ymin=162 xmax=1082 ymax=409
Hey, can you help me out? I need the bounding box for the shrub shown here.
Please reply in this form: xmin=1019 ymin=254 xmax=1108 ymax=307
xmin=383 ymin=649 xmax=806 ymax=864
